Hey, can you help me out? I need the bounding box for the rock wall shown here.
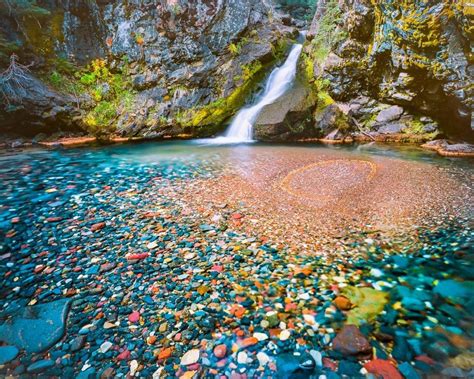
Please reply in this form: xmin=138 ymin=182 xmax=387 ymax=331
xmin=302 ymin=0 xmax=474 ymax=142
xmin=0 ymin=0 xmax=295 ymax=138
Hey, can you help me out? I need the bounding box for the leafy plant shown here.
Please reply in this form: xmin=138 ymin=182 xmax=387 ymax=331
xmin=311 ymin=0 xmax=346 ymax=63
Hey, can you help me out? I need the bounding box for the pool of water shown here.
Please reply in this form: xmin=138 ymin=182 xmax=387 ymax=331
xmin=0 ymin=141 xmax=473 ymax=378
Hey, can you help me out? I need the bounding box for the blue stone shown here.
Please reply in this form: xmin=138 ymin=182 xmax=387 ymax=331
xmin=76 ymin=367 xmax=97 ymax=379
xmin=399 ymin=362 xmax=421 ymax=379
xmin=86 ymin=265 xmax=100 ymax=275
xmin=434 ymin=280 xmax=474 ymax=299
xmin=143 ymin=295 xmax=154 ymax=305
xmin=0 ymin=345 xmax=19 ymax=364
xmin=402 ymin=297 xmax=425 ymax=311
xmin=27 ymin=359 xmax=55 ymax=374
xmin=0 ymin=299 xmax=71 ymax=354
xmin=338 ymin=360 xmax=362 ymax=377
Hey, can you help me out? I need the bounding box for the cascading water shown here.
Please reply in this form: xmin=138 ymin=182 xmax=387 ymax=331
xmin=199 ymin=42 xmax=304 ymax=144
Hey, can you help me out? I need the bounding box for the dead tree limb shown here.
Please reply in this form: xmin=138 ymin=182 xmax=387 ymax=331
xmin=0 ymin=54 xmax=33 ymax=105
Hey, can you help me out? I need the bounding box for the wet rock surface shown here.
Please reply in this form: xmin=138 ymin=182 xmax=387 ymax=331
xmin=0 ymin=299 xmax=72 ymax=354
xmin=254 ymin=80 xmax=317 ymax=141
xmin=306 ymin=0 xmax=474 ymax=141
xmin=0 ymin=142 xmax=472 ymax=377
xmin=0 ymin=0 xmax=295 ymax=138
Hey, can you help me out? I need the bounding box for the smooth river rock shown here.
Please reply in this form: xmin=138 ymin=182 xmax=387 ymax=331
xmin=0 ymin=299 xmax=72 ymax=354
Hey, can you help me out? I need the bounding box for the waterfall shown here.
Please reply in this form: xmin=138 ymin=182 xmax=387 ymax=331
xmin=199 ymin=42 xmax=304 ymax=144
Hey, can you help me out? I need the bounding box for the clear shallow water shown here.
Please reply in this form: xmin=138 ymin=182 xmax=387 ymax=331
xmin=0 ymin=141 xmax=473 ymax=378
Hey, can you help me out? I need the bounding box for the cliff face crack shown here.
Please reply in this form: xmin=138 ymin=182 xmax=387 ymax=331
xmin=280 ymin=159 xmax=377 ymax=202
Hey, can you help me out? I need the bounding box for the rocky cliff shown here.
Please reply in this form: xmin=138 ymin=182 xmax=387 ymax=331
xmin=0 ymin=0 xmax=295 ymax=139
xmin=298 ymin=0 xmax=474 ymax=142
xmin=1 ymin=0 xmax=473 ymax=145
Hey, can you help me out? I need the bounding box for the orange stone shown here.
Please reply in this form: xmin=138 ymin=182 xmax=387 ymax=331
xmin=334 ymin=296 xmax=352 ymax=310
xmin=241 ymin=337 xmax=258 ymax=348
xmin=158 ymin=347 xmax=173 ymax=360
xmin=91 ymin=222 xmax=106 ymax=232
xmin=147 ymin=335 xmax=157 ymax=345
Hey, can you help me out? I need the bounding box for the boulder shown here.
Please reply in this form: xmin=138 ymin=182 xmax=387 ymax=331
xmin=332 ymin=325 xmax=372 ymax=359
xmin=314 ymin=103 xmax=353 ymax=137
xmin=375 ymin=106 xmax=404 ymax=124
xmin=254 ymin=80 xmax=316 ymax=140
xmin=0 ymin=299 xmax=72 ymax=354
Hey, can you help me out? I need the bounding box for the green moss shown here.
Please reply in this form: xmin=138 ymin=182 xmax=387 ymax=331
xmin=176 ymin=58 xmax=270 ymax=132
xmin=271 ymin=38 xmax=290 ymax=60
xmin=309 ymin=0 xmax=346 ymax=64
xmin=228 ymin=37 xmax=249 ymax=57
xmin=402 ymin=118 xmax=438 ymax=140
xmin=77 ymin=59 xmax=135 ymax=136
xmin=22 ymin=9 xmax=63 ymax=58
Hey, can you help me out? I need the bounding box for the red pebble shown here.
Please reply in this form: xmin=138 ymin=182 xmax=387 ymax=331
xmin=34 ymin=265 xmax=45 ymax=274
xmin=211 ymin=265 xmax=223 ymax=273
xmin=126 ymin=253 xmax=149 ymax=260
xmin=364 ymin=359 xmax=403 ymax=379
xmin=322 ymin=357 xmax=338 ymax=371
xmin=11 ymin=217 xmax=20 ymax=224
xmin=117 ymin=349 xmax=131 ymax=361
xmin=213 ymin=344 xmax=227 ymax=359
xmin=415 ymin=355 xmax=436 ymax=365
xmin=128 ymin=311 xmax=140 ymax=323
xmin=46 ymin=217 xmax=63 ymax=223
xmin=231 ymin=213 xmax=243 ymax=220
xmin=91 ymin=222 xmax=106 ymax=231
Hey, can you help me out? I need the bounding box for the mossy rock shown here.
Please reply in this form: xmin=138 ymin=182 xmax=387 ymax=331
xmin=342 ymin=286 xmax=389 ymax=326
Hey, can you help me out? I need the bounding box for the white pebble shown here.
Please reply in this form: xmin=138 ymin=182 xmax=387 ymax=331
xmin=279 ymin=329 xmax=291 ymax=341
xmin=237 ymin=351 xmax=248 ymax=364
xmin=253 ymin=332 xmax=268 ymax=341
xmin=257 ymin=351 xmax=270 ymax=366
xmin=99 ymin=341 xmax=112 ymax=353
xmin=181 ymin=349 xmax=200 ymax=365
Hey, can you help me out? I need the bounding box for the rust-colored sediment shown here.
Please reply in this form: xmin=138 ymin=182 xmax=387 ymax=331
xmin=177 ymin=148 xmax=472 ymax=250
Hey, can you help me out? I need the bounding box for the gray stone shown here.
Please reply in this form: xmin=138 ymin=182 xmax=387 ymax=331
xmin=375 ymin=106 xmax=404 ymax=123
xmin=0 ymin=299 xmax=72 ymax=354
xmin=377 ymin=122 xmax=405 ymax=134
xmin=254 ymin=80 xmax=317 ymax=140
xmin=314 ymin=103 xmax=352 ymax=136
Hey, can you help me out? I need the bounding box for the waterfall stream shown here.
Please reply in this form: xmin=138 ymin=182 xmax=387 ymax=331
xmin=199 ymin=42 xmax=304 ymax=144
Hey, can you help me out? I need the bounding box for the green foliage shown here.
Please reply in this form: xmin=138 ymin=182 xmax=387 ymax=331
xmin=310 ymin=0 xmax=346 ymax=63
xmin=49 ymin=71 xmax=62 ymax=87
xmin=228 ymin=43 xmax=240 ymax=56
xmin=271 ymin=39 xmax=289 ymax=60
xmin=78 ymin=59 xmax=135 ymax=136
xmin=228 ymin=37 xmax=249 ymax=57
xmin=241 ymin=61 xmax=263 ymax=81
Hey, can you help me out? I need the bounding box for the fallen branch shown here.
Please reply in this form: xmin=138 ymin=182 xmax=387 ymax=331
xmin=351 ymin=115 xmax=376 ymax=141
xmin=0 ymin=53 xmax=33 ymax=105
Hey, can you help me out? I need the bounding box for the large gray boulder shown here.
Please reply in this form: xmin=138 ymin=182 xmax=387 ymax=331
xmin=254 ymin=80 xmax=316 ymax=140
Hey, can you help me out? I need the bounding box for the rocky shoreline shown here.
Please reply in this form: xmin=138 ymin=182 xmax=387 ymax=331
xmin=2 ymin=133 xmax=474 ymax=159
xmin=0 ymin=142 xmax=472 ymax=378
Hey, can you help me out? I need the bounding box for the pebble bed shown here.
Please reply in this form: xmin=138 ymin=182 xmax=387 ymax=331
xmin=0 ymin=142 xmax=473 ymax=378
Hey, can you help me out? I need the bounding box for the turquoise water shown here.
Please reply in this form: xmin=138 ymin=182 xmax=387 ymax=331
xmin=0 ymin=141 xmax=473 ymax=378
